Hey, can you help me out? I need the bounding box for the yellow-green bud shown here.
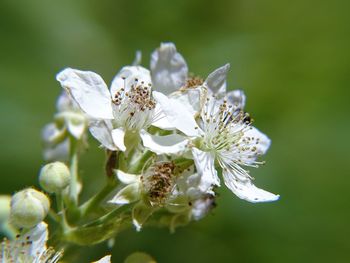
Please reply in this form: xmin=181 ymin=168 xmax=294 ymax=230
xmin=39 ymin=162 xmax=70 ymax=193
xmin=10 ymin=188 xmax=50 ymax=228
xmin=0 ymin=195 xmax=11 ymax=223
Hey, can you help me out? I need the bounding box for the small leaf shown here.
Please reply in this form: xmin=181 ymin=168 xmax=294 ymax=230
xmin=109 ymin=183 xmax=141 ymax=204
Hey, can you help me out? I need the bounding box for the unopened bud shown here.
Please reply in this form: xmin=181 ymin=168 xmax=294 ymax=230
xmin=39 ymin=162 xmax=70 ymax=193
xmin=10 ymin=188 xmax=50 ymax=228
xmin=0 ymin=195 xmax=11 ymax=223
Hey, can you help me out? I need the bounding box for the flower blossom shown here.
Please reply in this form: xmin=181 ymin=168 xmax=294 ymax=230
xmin=56 ymin=43 xmax=190 ymax=153
xmin=141 ymin=64 xmax=279 ymax=203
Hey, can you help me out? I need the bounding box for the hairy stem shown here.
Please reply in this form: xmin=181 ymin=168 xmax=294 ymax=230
xmin=56 ymin=193 xmax=71 ymax=232
xmin=68 ymin=136 xmax=79 ymax=205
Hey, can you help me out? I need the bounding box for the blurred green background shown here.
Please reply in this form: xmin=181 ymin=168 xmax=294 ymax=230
xmin=0 ymin=0 xmax=349 ymax=262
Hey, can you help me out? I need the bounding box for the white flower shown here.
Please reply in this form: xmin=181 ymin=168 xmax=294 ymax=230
xmin=141 ymin=66 xmax=279 ymax=203
xmin=0 ymin=222 xmax=62 ymax=263
xmin=57 ymin=65 xmax=175 ymax=153
xmin=56 ymin=42 xmax=198 ymax=153
xmin=57 ymin=65 xmax=156 ymax=152
xmin=42 ymin=91 xmax=88 ymax=161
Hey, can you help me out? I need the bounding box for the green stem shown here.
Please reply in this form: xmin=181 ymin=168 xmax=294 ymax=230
xmin=56 ymin=193 xmax=70 ymax=232
xmin=68 ymin=137 xmax=79 ymax=205
xmin=48 ymin=209 xmax=60 ymax=222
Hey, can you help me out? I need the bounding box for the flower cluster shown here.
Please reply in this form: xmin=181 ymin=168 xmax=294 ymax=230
xmin=56 ymin=42 xmax=279 ymax=230
xmin=0 ymin=42 xmax=278 ymax=262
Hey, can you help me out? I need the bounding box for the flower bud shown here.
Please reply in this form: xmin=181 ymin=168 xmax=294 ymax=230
xmin=10 ymin=188 xmax=50 ymax=228
xmin=39 ymin=162 xmax=70 ymax=193
xmin=0 ymin=195 xmax=11 ymax=223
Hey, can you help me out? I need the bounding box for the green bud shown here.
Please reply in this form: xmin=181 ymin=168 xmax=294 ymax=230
xmin=39 ymin=162 xmax=70 ymax=193
xmin=0 ymin=195 xmax=11 ymax=223
xmin=10 ymin=188 xmax=50 ymax=228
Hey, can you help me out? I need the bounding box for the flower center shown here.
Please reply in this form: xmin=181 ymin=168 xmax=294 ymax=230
xmin=199 ymin=96 xmax=251 ymax=153
xmin=112 ymin=78 xmax=156 ymax=131
xmin=183 ymin=76 xmax=204 ymax=89
xmin=142 ymin=162 xmax=175 ymax=206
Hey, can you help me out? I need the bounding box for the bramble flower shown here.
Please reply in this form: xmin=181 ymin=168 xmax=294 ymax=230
xmin=141 ymin=65 xmax=279 ymax=203
xmin=57 ymin=65 xmax=161 ymax=152
xmin=0 ymin=222 xmax=62 ymax=263
xmin=56 ymin=43 xmax=199 ymax=152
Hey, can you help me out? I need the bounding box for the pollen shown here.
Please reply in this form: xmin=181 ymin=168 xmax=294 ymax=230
xmin=112 ymin=76 xmax=157 ymax=130
xmin=183 ymin=76 xmax=204 ymax=89
xmin=143 ymin=162 xmax=175 ymax=205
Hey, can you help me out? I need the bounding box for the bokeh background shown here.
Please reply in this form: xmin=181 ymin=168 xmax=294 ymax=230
xmin=0 ymin=0 xmax=349 ymax=262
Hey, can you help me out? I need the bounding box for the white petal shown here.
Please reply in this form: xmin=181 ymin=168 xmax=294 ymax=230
xmin=169 ymin=88 xmax=202 ymax=117
xmin=42 ymin=123 xmax=65 ymax=144
xmin=239 ymin=127 xmax=271 ymax=164
xmin=192 ymin=148 xmax=220 ymax=193
xmin=223 ymin=168 xmax=279 ymax=203
xmin=132 ymin=51 xmax=142 ymax=66
xmin=56 ymin=68 xmax=114 ymax=119
xmin=92 ymin=255 xmax=111 ymax=263
xmin=110 ymin=66 xmax=151 ymax=96
xmin=204 ymin=64 xmax=230 ymax=96
xmin=150 ymin=42 xmax=188 ymax=95
xmin=151 ymin=104 xmax=175 ymax=130
xmin=43 ymin=139 xmax=70 ymax=162
xmin=56 ymin=91 xmax=80 ymax=112
xmin=108 ymin=183 xmax=140 ymax=204
xmin=226 ymin=89 xmax=246 ymax=110
xmin=153 ymin=91 xmax=202 ymax=137
xmin=65 ymin=113 xmax=86 ymax=139
xmin=89 ymin=120 xmax=118 ymax=151
xmin=111 ymin=127 xmax=126 ymax=152
xmin=22 ymin=222 xmax=48 ymax=257
xmin=191 ymin=196 xmax=215 ymax=220
xmin=140 ymin=130 xmax=189 ymax=155
xmin=115 ymin=169 xmax=140 ymax=184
